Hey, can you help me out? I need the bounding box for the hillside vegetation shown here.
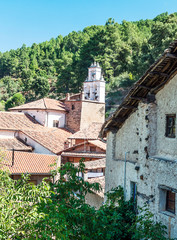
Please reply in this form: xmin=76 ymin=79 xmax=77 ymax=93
xmin=0 ymin=12 xmax=177 ymax=112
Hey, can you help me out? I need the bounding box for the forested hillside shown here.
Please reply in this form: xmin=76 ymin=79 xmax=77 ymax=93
xmin=0 ymin=12 xmax=177 ymax=113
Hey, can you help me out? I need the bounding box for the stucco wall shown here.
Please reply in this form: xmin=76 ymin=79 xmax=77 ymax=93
xmin=47 ymin=111 xmax=65 ymax=128
xmin=13 ymin=109 xmax=47 ymax=126
xmin=80 ymin=101 xmax=105 ymax=130
xmin=18 ymin=132 xmax=54 ymax=155
xmin=105 ymin=74 xmax=177 ymax=238
xmin=0 ymin=130 xmax=15 ymax=139
xmin=156 ymin=74 xmax=177 ymax=158
xmin=85 ymin=192 xmax=104 ymax=209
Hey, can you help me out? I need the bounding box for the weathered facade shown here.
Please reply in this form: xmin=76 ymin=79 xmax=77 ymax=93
xmin=101 ymin=40 xmax=177 ymax=238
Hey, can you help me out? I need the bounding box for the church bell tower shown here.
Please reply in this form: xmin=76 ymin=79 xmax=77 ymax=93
xmin=83 ymin=62 xmax=105 ymax=103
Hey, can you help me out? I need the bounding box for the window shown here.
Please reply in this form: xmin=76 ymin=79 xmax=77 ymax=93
xmin=159 ymin=187 xmax=176 ymax=215
xmin=53 ymin=120 xmax=59 ymax=128
xmin=130 ymin=181 xmax=137 ymax=202
xmin=90 ymin=146 xmax=96 ymax=152
xmin=72 ymin=105 xmax=75 ymax=110
xmin=166 ymin=115 xmax=176 ymax=138
xmin=166 ymin=190 xmax=175 ymax=213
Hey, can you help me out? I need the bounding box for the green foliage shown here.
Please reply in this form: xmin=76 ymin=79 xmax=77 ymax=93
xmin=0 ymin=159 xmax=170 ymax=240
xmin=5 ymin=92 xmax=25 ymax=110
xmin=31 ymin=76 xmax=50 ymax=98
xmin=0 ymin=12 xmax=176 ymax=102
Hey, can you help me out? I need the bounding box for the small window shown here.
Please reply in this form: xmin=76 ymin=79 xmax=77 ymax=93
xmin=72 ymin=105 xmax=75 ymax=110
xmin=130 ymin=181 xmax=137 ymax=202
xmin=90 ymin=146 xmax=96 ymax=152
xmin=53 ymin=120 xmax=59 ymax=128
xmin=166 ymin=115 xmax=176 ymax=138
xmin=166 ymin=190 xmax=175 ymax=213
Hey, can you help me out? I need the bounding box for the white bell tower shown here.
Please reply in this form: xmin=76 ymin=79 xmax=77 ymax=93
xmin=83 ymin=62 xmax=105 ymax=103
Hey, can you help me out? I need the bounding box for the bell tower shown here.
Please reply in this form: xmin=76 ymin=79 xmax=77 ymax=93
xmin=84 ymin=62 xmax=105 ymax=103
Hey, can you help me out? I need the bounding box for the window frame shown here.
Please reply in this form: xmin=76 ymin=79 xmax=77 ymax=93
xmin=165 ymin=114 xmax=176 ymax=138
xmin=166 ymin=190 xmax=175 ymax=214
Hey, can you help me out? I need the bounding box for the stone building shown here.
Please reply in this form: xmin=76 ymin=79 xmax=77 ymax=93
xmin=101 ymin=40 xmax=177 ymax=238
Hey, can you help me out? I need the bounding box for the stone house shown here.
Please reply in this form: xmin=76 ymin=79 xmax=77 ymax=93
xmin=101 ymin=40 xmax=177 ymax=238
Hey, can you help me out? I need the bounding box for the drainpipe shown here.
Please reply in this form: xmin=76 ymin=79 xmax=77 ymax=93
xmin=124 ymin=151 xmax=130 ymax=200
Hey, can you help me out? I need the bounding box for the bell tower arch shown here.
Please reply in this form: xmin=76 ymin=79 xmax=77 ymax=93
xmin=84 ymin=62 xmax=105 ymax=103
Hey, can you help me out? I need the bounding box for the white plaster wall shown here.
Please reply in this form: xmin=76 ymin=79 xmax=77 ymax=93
xmin=18 ymin=132 xmax=54 ymax=155
xmin=115 ymin=103 xmax=149 ymax=162
xmin=87 ymin=172 xmax=104 ymax=178
xmin=47 ymin=112 xmax=65 ymax=128
xmin=0 ymin=130 xmax=15 ymax=139
xmin=80 ymin=101 xmax=105 ymax=130
xmin=156 ymin=74 xmax=177 ymax=158
xmin=85 ymin=192 xmax=104 ymax=209
xmin=13 ymin=109 xmax=47 ymax=126
xmin=105 ymin=75 xmax=177 ymax=238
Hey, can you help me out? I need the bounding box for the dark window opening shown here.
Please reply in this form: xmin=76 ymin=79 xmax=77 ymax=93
xmin=90 ymin=146 xmax=96 ymax=152
xmin=166 ymin=190 xmax=175 ymax=213
xmin=53 ymin=120 xmax=59 ymax=128
xmin=72 ymin=105 xmax=75 ymax=110
xmin=166 ymin=115 xmax=176 ymax=138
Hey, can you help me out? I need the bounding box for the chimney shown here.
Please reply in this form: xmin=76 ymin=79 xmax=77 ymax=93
xmin=66 ymin=93 xmax=70 ymax=101
xmin=84 ymin=170 xmax=88 ymax=181
xmin=81 ymin=91 xmax=85 ymax=101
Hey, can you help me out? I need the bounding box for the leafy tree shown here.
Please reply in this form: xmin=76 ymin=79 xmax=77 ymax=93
xmin=0 ymin=159 xmax=169 ymax=239
xmin=31 ymin=76 xmax=50 ymax=98
xmin=5 ymin=92 xmax=25 ymax=110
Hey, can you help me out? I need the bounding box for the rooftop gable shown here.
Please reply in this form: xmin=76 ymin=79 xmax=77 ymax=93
xmin=9 ymin=98 xmax=67 ymax=112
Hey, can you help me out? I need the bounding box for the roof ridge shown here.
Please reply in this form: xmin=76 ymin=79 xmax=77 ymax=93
xmin=43 ymin=98 xmax=47 ymax=109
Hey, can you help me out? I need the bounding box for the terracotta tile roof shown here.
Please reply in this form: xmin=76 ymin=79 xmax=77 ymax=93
xmin=74 ymin=158 xmax=106 ymax=169
xmin=9 ymin=98 xmax=67 ymax=112
xmin=0 ymin=112 xmax=72 ymax=154
xmin=61 ymin=152 xmax=106 ymax=158
xmin=0 ymin=138 xmax=32 ymax=151
xmin=69 ymin=122 xmax=103 ymax=140
xmin=0 ymin=151 xmax=57 ymax=174
xmin=87 ymin=176 xmax=105 ymax=198
xmin=88 ymin=140 xmax=106 ymax=151
xmin=59 ymin=140 xmax=106 ymax=154
xmin=21 ymin=128 xmax=72 ymax=154
xmin=0 ymin=112 xmax=42 ymax=130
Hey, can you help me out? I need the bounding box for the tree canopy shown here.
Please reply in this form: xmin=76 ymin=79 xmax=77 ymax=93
xmin=0 ymin=159 xmax=169 ymax=239
xmin=0 ymin=12 xmax=177 ymax=110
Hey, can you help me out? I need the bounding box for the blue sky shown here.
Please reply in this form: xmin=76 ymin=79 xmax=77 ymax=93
xmin=0 ymin=0 xmax=176 ymax=52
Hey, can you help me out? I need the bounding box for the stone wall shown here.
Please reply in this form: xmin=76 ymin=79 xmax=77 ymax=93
xmin=80 ymin=101 xmax=105 ymax=130
xmin=65 ymin=100 xmax=82 ymax=132
xmin=105 ymin=74 xmax=177 ymax=238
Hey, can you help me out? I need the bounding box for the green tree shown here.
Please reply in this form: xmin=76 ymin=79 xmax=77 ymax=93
xmin=31 ymin=76 xmax=50 ymax=98
xmin=5 ymin=92 xmax=25 ymax=110
xmin=0 ymin=159 xmax=169 ymax=239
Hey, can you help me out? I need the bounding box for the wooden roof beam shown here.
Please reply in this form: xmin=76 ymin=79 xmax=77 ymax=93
xmin=130 ymin=96 xmax=147 ymax=101
xmin=122 ymin=105 xmax=138 ymax=110
xmin=149 ymin=71 xmax=169 ymax=77
xmin=139 ymin=85 xmax=152 ymax=90
xmin=166 ymin=53 xmax=177 ymax=59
